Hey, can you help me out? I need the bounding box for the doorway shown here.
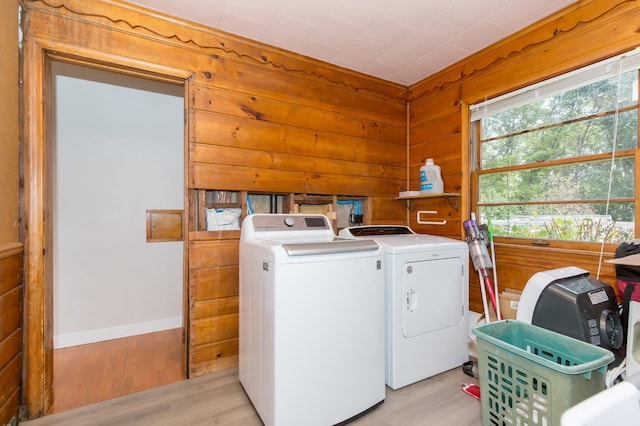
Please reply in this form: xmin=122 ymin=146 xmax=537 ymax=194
xmin=49 ymin=61 xmax=185 ymax=412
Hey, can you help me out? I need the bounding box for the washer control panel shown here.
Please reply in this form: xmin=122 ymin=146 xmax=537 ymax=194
xmin=250 ymin=214 xmax=330 ymax=232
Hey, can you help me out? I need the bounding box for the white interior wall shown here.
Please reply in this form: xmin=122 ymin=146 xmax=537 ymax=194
xmin=52 ymin=62 xmax=184 ymax=348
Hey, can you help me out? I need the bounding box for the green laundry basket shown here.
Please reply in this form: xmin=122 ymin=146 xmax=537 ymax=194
xmin=472 ymin=320 xmax=614 ymax=426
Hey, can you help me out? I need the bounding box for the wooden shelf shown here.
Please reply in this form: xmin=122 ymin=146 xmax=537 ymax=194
xmin=395 ymin=192 xmax=460 ymax=211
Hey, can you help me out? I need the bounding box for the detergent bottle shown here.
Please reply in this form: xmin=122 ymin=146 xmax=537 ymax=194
xmin=419 ymin=158 xmax=444 ymax=194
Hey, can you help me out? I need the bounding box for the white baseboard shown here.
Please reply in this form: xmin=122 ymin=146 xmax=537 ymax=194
xmin=54 ymin=316 xmax=183 ymax=349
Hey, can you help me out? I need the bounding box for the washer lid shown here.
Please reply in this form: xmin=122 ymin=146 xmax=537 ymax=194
xmin=282 ymin=239 xmax=379 ymax=256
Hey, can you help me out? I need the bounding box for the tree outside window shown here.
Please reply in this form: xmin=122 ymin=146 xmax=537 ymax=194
xmin=471 ymin=58 xmax=639 ymax=244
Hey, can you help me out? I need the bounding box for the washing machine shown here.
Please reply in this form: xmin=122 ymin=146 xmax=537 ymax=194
xmin=239 ymin=214 xmax=385 ymax=426
xmin=339 ymin=225 xmax=469 ymax=390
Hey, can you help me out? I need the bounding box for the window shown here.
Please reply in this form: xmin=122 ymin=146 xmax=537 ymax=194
xmin=470 ymin=50 xmax=640 ymax=244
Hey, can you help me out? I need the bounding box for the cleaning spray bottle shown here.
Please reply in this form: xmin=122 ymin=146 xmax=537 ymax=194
xmin=419 ymin=158 xmax=444 ymax=194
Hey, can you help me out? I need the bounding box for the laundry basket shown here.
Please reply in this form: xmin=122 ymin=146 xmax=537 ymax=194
xmin=472 ymin=320 xmax=614 ymax=426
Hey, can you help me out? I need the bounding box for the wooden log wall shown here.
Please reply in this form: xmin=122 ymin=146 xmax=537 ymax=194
xmin=1 ymin=0 xmax=22 ymax=423
xmin=21 ymin=0 xmax=407 ymax=415
xmin=0 ymin=244 xmax=23 ymax=425
xmin=408 ymin=0 xmax=640 ymax=312
xmin=0 ymin=0 xmax=20 ymax=246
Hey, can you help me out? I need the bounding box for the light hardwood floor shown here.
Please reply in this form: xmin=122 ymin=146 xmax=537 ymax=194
xmin=24 ymin=362 xmax=481 ymax=425
xmin=48 ymin=328 xmax=184 ymax=414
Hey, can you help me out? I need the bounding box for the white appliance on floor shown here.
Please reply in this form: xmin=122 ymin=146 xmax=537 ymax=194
xmin=628 ymin=301 xmax=640 ymax=380
xmin=239 ymin=214 xmax=385 ymax=426
xmin=339 ymin=225 xmax=469 ymax=390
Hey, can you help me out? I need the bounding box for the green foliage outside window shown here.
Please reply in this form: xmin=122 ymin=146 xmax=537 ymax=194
xmin=475 ymin=70 xmax=638 ymax=243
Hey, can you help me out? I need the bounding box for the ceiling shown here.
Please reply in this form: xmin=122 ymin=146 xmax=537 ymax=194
xmin=127 ymin=0 xmax=576 ymax=86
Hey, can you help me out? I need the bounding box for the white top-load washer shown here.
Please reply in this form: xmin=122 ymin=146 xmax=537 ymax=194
xmin=239 ymin=214 xmax=385 ymax=426
xmin=339 ymin=225 xmax=469 ymax=390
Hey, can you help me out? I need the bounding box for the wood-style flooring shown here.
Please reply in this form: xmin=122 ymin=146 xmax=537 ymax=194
xmin=48 ymin=328 xmax=184 ymax=414
xmin=25 ymin=353 xmax=481 ymax=425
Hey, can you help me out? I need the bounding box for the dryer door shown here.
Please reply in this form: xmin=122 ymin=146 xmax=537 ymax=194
xmin=402 ymin=257 xmax=464 ymax=338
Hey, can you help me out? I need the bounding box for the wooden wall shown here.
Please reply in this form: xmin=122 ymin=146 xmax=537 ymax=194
xmin=408 ymin=0 xmax=640 ymax=312
xmin=1 ymin=0 xmax=22 ymax=423
xmin=0 ymin=244 xmax=22 ymax=425
xmin=20 ymin=0 xmax=406 ymax=416
xmin=0 ymin=0 xmax=20 ymax=246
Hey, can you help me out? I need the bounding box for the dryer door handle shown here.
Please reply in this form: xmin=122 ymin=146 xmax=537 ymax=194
xmin=406 ymin=289 xmax=418 ymax=312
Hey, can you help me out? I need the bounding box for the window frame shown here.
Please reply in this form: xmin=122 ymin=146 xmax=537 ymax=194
xmin=469 ymin=51 xmax=640 ymax=250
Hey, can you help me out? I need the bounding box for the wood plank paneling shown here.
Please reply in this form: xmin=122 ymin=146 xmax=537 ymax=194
xmin=192 ymin=314 xmax=238 ymax=346
xmin=193 ymin=297 xmax=239 ymax=320
xmin=190 ymin=144 xmax=405 ymax=182
xmin=0 ymin=0 xmax=19 ymax=245
xmin=0 ymin=245 xmax=22 ymax=424
xmin=190 ymin=339 xmax=238 ymax=376
xmin=369 ymin=197 xmax=407 ymax=225
xmin=0 ymin=3 xmax=21 ymax=420
xmin=191 ymin=111 xmax=406 ymax=166
xmin=410 ymin=112 xmax=461 ymax=145
xmin=191 ymin=84 xmax=406 ymax=144
xmin=190 ymin=266 xmax=239 ymax=301
xmin=191 ymin=163 xmax=403 ymax=196
xmin=189 ymin=240 xmax=239 ymax=269
xmin=0 ymin=253 xmax=22 ymax=295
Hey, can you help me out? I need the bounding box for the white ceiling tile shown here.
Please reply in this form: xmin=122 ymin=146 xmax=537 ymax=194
xmin=168 ymin=0 xmax=228 ymax=27
xmin=262 ymin=14 xmax=318 ymax=52
xmin=332 ymin=0 xmax=396 ymax=29
xmin=375 ymin=43 xmax=426 ymax=68
xmin=278 ymin=0 xmax=342 ymax=26
xmin=132 ymin=0 xmax=170 ymax=10
xmin=416 ymin=43 xmax=469 ymax=69
xmin=135 ymin=0 xmax=170 ymax=13
xmin=310 ymin=16 xmax=366 ymax=49
xmin=403 ymin=19 xmax=460 ymax=51
xmin=218 ymin=13 xmax=268 ymax=42
xmin=361 ymin=61 xmax=399 ymax=79
xmin=390 ymin=63 xmax=437 ymax=85
xmin=449 ymin=20 xmax=510 ymax=54
xmin=439 ymin=0 xmax=508 ymax=30
xmin=125 ymin=0 xmax=580 ymax=85
xmin=356 ymin=18 xmax=414 ymax=51
xmin=490 ymin=0 xmax=568 ymax=31
xmin=301 ymin=40 xmax=341 ymax=62
xmin=335 ymin=41 xmax=385 ymax=66
xmin=385 ymin=0 xmax=454 ymax=30
xmin=224 ymin=0 xmax=280 ymax=25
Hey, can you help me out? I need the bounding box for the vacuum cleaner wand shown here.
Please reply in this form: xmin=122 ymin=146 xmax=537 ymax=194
xmin=464 ymin=218 xmax=501 ymax=321
xmin=464 ymin=219 xmax=492 ymax=274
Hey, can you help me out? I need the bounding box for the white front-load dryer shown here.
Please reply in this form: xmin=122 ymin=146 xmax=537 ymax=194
xmin=339 ymin=225 xmax=469 ymax=390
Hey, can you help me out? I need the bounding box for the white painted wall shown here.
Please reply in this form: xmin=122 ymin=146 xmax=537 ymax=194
xmin=52 ymin=62 xmax=184 ymax=348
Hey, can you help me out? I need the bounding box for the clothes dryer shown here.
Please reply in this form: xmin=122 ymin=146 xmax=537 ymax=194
xmin=339 ymin=225 xmax=469 ymax=390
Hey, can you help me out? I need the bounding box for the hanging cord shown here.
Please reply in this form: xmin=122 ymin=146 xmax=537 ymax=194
xmin=488 ymin=220 xmax=501 ymax=320
xmin=596 ymin=58 xmax=624 ymax=280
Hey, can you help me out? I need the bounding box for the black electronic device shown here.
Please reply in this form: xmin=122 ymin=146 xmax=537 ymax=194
xmin=517 ymin=266 xmax=624 ymax=352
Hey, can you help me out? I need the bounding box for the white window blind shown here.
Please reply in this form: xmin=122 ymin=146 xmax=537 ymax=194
xmin=470 ymin=47 xmax=640 ymax=122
